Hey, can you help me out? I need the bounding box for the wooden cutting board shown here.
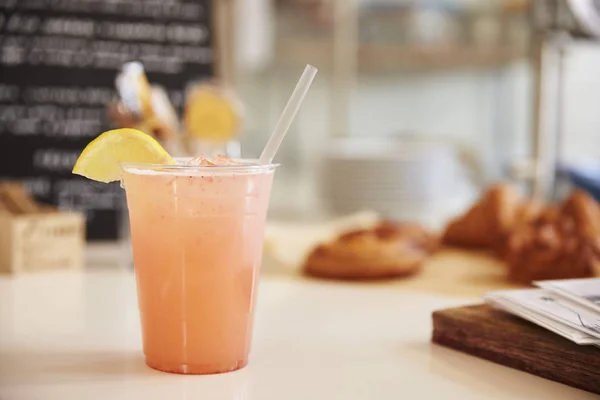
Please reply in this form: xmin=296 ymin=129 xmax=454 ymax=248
xmin=432 ymin=304 xmax=600 ymax=395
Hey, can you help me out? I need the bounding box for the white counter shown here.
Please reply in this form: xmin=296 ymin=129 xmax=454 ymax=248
xmin=0 ymin=270 xmax=596 ymax=400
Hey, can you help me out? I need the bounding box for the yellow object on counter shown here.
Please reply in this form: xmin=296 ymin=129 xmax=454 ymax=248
xmin=184 ymin=83 xmax=242 ymax=142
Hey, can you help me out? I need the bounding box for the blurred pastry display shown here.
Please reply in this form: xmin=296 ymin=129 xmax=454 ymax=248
xmin=503 ymin=190 xmax=600 ymax=283
xmin=108 ymin=62 xmax=243 ymax=158
xmin=442 ymin=183 xmax=542 ymax=249
xmin=109 ymin=62 xmax=184 ymax=155
xmin=303 ymin=221 xmax=438 ymax=280
xmin=113 ymin=63 xmax=176 ymax=137
xmin=441 ymin=181 xmax=600 ymax=284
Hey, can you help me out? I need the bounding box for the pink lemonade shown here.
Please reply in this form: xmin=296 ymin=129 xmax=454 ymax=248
xmin=121 ymin=162 xmax=276 ymax=374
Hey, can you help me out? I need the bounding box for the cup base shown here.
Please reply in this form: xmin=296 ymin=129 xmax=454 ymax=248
xmin=145 ymin=357 xmax=248 ymax=375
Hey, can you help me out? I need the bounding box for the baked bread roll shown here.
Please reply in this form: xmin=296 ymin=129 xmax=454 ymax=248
xmin=303 ymin=221 xmax=437 ymax=280
xmin=443 ymin=183 xmax=541 ymax=249
xmin=504 ymin=190 xmax=600 ymax=284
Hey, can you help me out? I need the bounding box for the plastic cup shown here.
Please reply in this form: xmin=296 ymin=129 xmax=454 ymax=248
xmin=120 ymin=160 xmax=278 ymax=374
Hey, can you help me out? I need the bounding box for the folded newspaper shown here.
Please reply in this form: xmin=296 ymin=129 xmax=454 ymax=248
xmin=485 ymin=278 xmax=600 ymax=346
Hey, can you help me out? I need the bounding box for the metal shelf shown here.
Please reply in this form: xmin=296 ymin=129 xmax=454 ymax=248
xmin=274 ymin=38 xmax=526 ymax=72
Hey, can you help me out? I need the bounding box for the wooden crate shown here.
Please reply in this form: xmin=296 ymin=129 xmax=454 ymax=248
xmin=0 ymin=212 xmax=85 ymax=274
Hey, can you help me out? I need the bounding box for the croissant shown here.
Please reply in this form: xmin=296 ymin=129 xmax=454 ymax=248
xmin=303 ymin=221 xmax=438 ymax=280
xmin=443 ymin=183 xmax=541 ymax=249
xmin=504 ymin=191 xmax=600 ymax=284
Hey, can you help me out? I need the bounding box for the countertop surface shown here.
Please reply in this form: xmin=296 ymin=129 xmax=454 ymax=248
xmin=0 ymin=269 xmax=597 ymax=400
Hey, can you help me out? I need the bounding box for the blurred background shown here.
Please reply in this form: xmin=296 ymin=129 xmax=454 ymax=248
xmin=2 ymin=0 xmax=600 ymax=263
xmin=232 ymin=0 xmax=600 ymax=225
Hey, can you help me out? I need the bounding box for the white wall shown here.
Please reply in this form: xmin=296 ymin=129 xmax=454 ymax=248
xmin=563 ymin=42 xmax=600 ymax=162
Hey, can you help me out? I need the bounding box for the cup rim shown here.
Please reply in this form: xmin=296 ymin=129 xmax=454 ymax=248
xmin=121 ymin=158 xmax=279 ymax=176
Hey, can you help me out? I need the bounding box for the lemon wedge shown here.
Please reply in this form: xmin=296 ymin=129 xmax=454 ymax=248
xmin=72 ymin=128 xmax=176 ymax=183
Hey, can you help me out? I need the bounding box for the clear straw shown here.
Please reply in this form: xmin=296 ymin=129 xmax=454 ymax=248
xmin=259 ymin=64 xmax=318 ymax=164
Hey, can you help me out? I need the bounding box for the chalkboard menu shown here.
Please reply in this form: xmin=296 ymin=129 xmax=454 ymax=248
xmin=0 ymin=0 xmax=214 ymax=240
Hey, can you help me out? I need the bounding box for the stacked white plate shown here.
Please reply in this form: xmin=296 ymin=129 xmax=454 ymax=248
xmin=319 ymin=137 xmax=476 ymax=227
